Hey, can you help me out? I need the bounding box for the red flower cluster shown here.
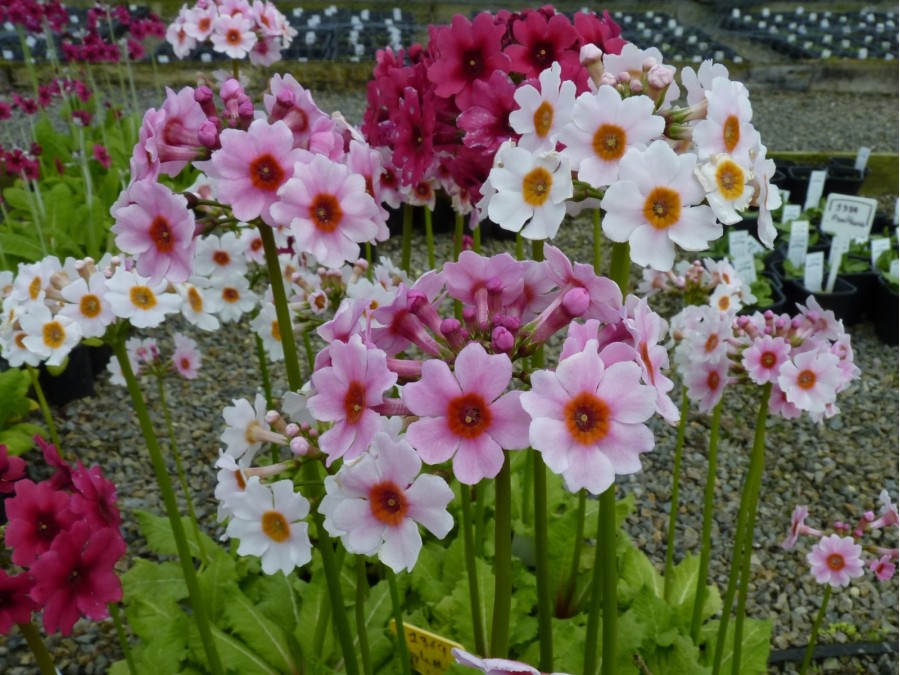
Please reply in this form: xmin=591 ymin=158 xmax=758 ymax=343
xmin=361 ymin=5 xmax=626 ymax=213
xmin=60 ymin=3 xmax=166 ymax=64
xmin=0 ymin=145 xmax=41 ymax=182
xmin=0 ymin=439 xmax=125 ymax=635
xmin=0 ymin=0 xmax=68 ymax=33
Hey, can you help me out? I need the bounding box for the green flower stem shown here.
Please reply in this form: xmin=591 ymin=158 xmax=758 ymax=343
xmin=365 ymin=242 xmax=374 ymax=280
xmin=593 ymin=209 xmax=602 ymax=272
xmin=255 ymin=334 xmax=274 ymax=410
xmin=303 ymin=330 xmax=315 ymax=377
xmin=799 ymin=586 xmax=832 ymax=675
xmin=584 ymin=486 xmax=618 ymax=675
xmin=312 ymin=585 xmax=332 ymax=656
xmin=258 ymin=223 xmax=303 ymax=392
xmin=17 ymin=621 xmax=55 ymax=675
xmin=454 ymin=212 xmax=464 ymax=262
xmin=473 ymin=482 xmax=486 ymax=555
xmin=112 ymin=340 xmax=224 ymax=675
xmin=609 ymin=243 xmax=631 ymax=294
xmin=15 ymin=26 xmax=41 ymax=101
xmin=232 ymin=58 xmax=240 ymax=81
xmin=711 ymin=382 xmax=771 ymax=675
xmin=387 ymin=568 xmax=412 ymax=675
xmin=110 ymin=603 xmax=137 ymax=675
xmin=533 ymin=452 xmax=554 ymax=670
xmin=561 ymin=490 xmax=587 ymax=614
xmin=356 ymin=557 xmax=374 ymax=675
xmin=424 ymin=206 xmax=435 ymax=270
xmin=26 ymin=366 xmax=61 ymax=451
xmin=260 ymin=222 xmax=358 ymax=674
xmin=490 ymin=453 xmax=513 ymax=657
xmin=473 ymin=224 xmax=482 ymax=254
xmin=155 ymin=375 xmax=210 ymax=566
xmin=663 ymin=388 xmax=691 ymax=602
xmin=690 ymin=396 xmax=724 ymax=643
xmin=459 ymin=483 xmax=487 ymax=655
xmin=401 ymin=204 xmax=413 ymax=274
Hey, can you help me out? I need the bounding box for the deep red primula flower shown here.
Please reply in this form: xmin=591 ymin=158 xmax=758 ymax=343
xmin=29 ymin=521 xmax=125 ymax=636
xmin=70 ymin=463 xmax=122 ymax=530
xmin=0 ymin=444 xmax=26 ymax=494
xmin=0 ymin=570 xmax=38 ymax=634
xmin=504 ymin=10 xmax=580 ymax=79
xmin=457 ymin=70 xmax=518 ymax=154
xmin=391 ymin=86 xmax=436 ymax=187
xmin=427 ymin=13 xmax=511 ymax=109
xmin=573 ymin=10 xmax=627 ymax=56
xmin=5 ymin=479 xmax=76 ymax=567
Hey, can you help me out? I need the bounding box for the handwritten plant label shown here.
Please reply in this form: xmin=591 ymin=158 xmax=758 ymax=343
xmin=825 ymin=235 xmax=849 ymax=293
xmin=820 ymin=193 xmax=877 ymax=240
xmin=390 ymin=621 xmax=463 ymax=675
xmin=870 ymin=237 xmax=891 ymax=267
xmin=782 ymin=204 xmax=802 ymax=225
xmin=804 ymin=251 xmax=824 ymax=293
xmin=803 ymin=170 xmax=827 ymax=211
xmin=732 ymin=254 xmax=757 ymax=284
xmin=788 ymin=220 xmax=810 ymax=267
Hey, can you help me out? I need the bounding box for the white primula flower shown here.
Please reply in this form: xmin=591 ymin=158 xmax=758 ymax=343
xmin=695 ymin=153 xmax=755 ymax=225
xmin=19 ymin=304 xmax=82 ymax=367
xmin=225 ymin=477 xmax=312 ymax=575
xmin=487 ymin=145 xmax=573 ymax=240
xmin=59 ymin=272 xmax=114 ymax=339
xmin=508 ymin=61 xmax=575 ymax=153
xmin=105 ymin=268 xmax=182 ymax=328
xmin=221 ymin=393 xmax=284 ymax=466
xmin=210 ymin=272 xmax=258 ymax=323
xmin=692 ymin=76 xmax=759 ymax=163
xmin=251 ymin=302 xmax=285 ymax=362
xmin=600 ymin=140 xmax=720 ymax=271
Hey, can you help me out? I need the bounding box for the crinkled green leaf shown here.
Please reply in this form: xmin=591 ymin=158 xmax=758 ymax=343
xmin=197 ymin=550 xmax=239 ymax=623
xmin=134 ymin=510 xmax=222 ymax=561
xmin=0 ymin=366 xmax=30 ymax=428
xmin=666 ymin=554 xmax=722 ymax=626
xmin=222 ymin=588 xmax=296 ymax=672
xmin=699 ymin=617 xmax=772 ymax=675
xmin=189 ymin=622 xmax=279 ymax=675
xmin=642 ymin=633 xmax=709 ymax=675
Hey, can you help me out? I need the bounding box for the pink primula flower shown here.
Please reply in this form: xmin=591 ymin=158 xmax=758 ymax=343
xmin=197 ymin=119 xmax=304 ymax=226
xmin=807 ymin=534 xmax=865 ymax=588
xmin=777 ymin=350 xmax=844 ymax=415
xmin=870 ymin=555 xmax=896 ymax=582
xmin=172 ymin=332 xmax=202 ymax=379
xmin=782 ymin=505 xmax=822 ymax=550
xmin=307 ymin=335 xmax=398 ymax=466
xmin=210 ymin=13 xmax=257 ymax=59
xmin=742 ymin=334 xmax=791 ymax=385
xmin=403 ymin=342 xmax=530 ymax=484
xmin=521 ymin=341 xmax=657 ymax=495
xmin=320 ymin=432 xmax=454 ymax=573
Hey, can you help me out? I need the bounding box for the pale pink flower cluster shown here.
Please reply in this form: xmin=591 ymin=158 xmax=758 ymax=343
xmin=782 ymin=492 xmax=898 ymax=588
xmin=671 ymin=293 xmax=860 ymax=420
xmin=166 ymin=0 xmax=296 ymax=64
xmin=638 ymin=258 xmax=756 ymax=313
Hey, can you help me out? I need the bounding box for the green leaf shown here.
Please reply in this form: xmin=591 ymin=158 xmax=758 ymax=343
xmin=0 ymin=426 xmax=42 ymax=456
xmin=189 ymin=622 xmax=280 ymax=675
xmin=197 ymin=551 xmax=239 ymax=623
xmin=294 ymin=573 xmax=336 ymax=665
xmin=1 ymin=186 xmax=32 ymax=213
xmin=619 ymin=544 xmax=664 ymax=603
xmin=352 ymin=578 xmax=394 ymax=671
xmin=222 ymin=588 xmax=296 ymax=672
xmin=699 ymin=617 xmax=772 ymax=675
xmin=244 ymin=571 xmax=301 ymax=634
xmin=643 ymin=633 xmax=710 ymax=675
xmin=134 ymin=510 xmax=222 ymax=561
xmin=0 ymin=232 xmax=46 ymax=263
xmin=0 ymin=367 xmax=29 ymax=428
xmin=667 ymin=555 xmax=722 ymax=626
xmin=433 ymin=555 xmax=494 ymax=647
xmin=122 ymin=559 xmax=187 ymax=605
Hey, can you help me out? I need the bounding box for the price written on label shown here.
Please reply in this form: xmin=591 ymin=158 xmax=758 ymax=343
xmin=820 ymin=193 xmax=877 ymax=240
xmin=390 ymin=621 xmax=464 ymax=675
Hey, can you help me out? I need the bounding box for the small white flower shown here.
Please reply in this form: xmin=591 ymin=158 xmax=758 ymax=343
xmin=19 ymin=304 xmax=82 ymax=367
xmin=509 ymin=62 xmax=576 ymax=153
xmin=59 ymin=272 xmax=114 ymax=339
xmin=695 ymin=153 xmax=755 ymax=225
xmin=250 ymin=302 xmax=285 ymax=362
xmin=220 ymin=393 xmax=272 ymax=466
xmin=105 ymin=268 xmax=182 ymax=328
xmin=210 ymin=273 xmax=258 ymax=323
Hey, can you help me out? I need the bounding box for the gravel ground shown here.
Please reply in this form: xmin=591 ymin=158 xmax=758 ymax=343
xmin=1 ymin=58 xmax=898 ymax=675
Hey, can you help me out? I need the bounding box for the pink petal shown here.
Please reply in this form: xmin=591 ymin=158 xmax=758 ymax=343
xmin=455 ymin=343 xmax=511 ymax=402
xmin=380 ymin=519 xmax=421 ymax=573
xmin=487 ymin=391 xmax=531 ymax=450
xmin=406 ymin=417 xmax=459 ymax=466
xmin=405 ymin=475 xmax=454 ymax=538
xmin=402 ymin=361 xmax=461 ymax=416
xmin=453 ymin=434 xmax=504 ymax=485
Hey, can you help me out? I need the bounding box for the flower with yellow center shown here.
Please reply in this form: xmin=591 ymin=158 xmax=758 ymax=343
xmin=59 ymin=272 xmax=114 ymax=339
xmin=105 ymin=268 xmax=183 ymax=329
xmin=692 ymin=76 xmax=759 ymax=164
xmin=600 ymin=141 xmax=720 ymax=271
xmin=508 ymin=61 xmax=576 ymax=153
xmin=695 ymin=153 xmax=755 ymax=225
xmin=19 ymin=304 xmax=82 ymax=367
xmin=487 ymin=144 xmax=573 ymax=240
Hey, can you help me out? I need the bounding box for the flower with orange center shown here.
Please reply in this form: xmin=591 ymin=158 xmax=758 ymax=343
xmin=742 ymin=335 xmax=791 ymax=386
xmin=521 ymin=342 xmax=657 ymax=495
xmin=695 ymin=154 xmax=756 ymax=225
xmin=59 ymin=272 xmax=114 ymax=339
xmin=226 ymin=477 xmax=312 ymax=576
xmin=806 ymin=534 xmax=864 ymax=588
xmin=19 ymin=305 xmax=82 ymax=368
xmin=210 ymin=13 xmax=257 ymax=59
xmin=487 ymin=145 xmax=572 ymax=241
xmin=404 ymin=342 xmax=530 ymax=485
xmin=307 ymin=334 xmax=397 ymax=466
xmin=684 ymin=357 xmax=729 ymax=414
xmin=320 ymin=432 xmax=454 ymax=573
xmin=600 ymin=140 xmax=720 ymax=271
xmin=692 ymin=77 xmax=759 ymax=164
xmin=777 ymin=350 xmax=844 ymax=415
xmin=107 ymin=269 xmax=183 ymax=329
xmin=560 ymin=84 xmax=664 ymax=188
xmin=509 ymin=62 xmax=575 ymax=153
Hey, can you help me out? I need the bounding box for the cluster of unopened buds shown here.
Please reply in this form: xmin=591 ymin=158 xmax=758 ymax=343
xmin=783 ymin=492 xmax=898 ymax=587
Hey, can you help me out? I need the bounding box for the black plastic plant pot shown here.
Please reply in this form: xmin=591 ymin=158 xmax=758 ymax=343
xmin=872 ymin=276 xmax=899 ymax=344
xmin=784 ymin=165 xmax=827 ymax=205
xmin=37 ymin=344 xmax=96 ymax=407
xmin=824 ymin=165 xmax=868 ymax=196
xmin=782 ymin=276 xmax=859 ymax=321
xmin=839 ymin=267 xmax=878 ymax=324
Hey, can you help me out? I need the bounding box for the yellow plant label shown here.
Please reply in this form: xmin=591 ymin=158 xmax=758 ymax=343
xmin=389 ymin=621 xmax=464 ymax=675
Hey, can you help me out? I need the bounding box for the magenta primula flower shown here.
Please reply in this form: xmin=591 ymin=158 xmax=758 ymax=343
xmin=270 ymin=154 xmax=382 ymax=269
xmin=111 ymin=179 xmax=196 ymax=284
xmin=307 ymin=335 xmax=398 ymax=466
xmin=457 ymin=70 xmax=518 ymax=154
xmin=0 ymin=570 xmax=38 ymax=634
xmin=5 ymin=479 xmax=77 ymax=567
xmin=0 ymin=443 xmax=26 ymax=494
xmin=521 ymin=342 xmax=657 ymax=495
xmin=197 ymin=119 xmax=304 ymax=226
xmin=392 ymin=86 xmax=436 ymax=187
xmin=403 ymin=342 xmax=530 ymax=484
xmin=427 ymin=13 xmax=510 ymax=109
xmin=504 ymin=10 xmax=580 ymax=79
xmin=807 ymin=534 xmax=865 ymax=588
xmin=29 ymin=520 xmax=126 ymax=635
xmin=320 ymin=432 xmax=454 ymax=573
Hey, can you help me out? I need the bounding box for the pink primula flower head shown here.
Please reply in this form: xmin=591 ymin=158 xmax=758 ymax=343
xmin=427 ymin=12 xmax=511 ymax=109
xmin=521 ymin=341 xmax=657 ymax=495
xmin=870 ymin=555 xmax=896 ymax=582
xmin=172 ymin=332 xmax=202 ymax=379
xmin=111 ymin=179 xmax=196 ymax=284
xmin=504 ymin=10 xmax=580 ymax=80
xmin=403 ymin=342 xmax=530 ymax=485
xmin=197 ymin=119 xmax=304 ymax=226
xmin=307 ymin=335 xmax=398 ymax=466
xmin=29 ymin=521 xmax=126 ymax=635
xmin=782 ymin=504 xmax=822 ymax=550
xmin=270 ymin=153 xmax=382 ymax=270
xmin=777 ymin=350 xmax=844 ymax=415
xmin=807 ymin=534 xmax=865 ymax=588
xmin=320 ymin=432 xmax=454 ymax=573
xmin=543 ymin=244 xmax=623 ymax=324
xmin=742 ymin=334 xmax=791 ymax=385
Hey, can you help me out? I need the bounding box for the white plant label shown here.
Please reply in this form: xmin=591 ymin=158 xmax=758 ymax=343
xmin=782 ymin=204 xmax=802 ymax=224
xmin=870 ymin=237 xmax=891 ymax=266
xmin=804 ymin=251 xmax=824 ymax=293
xmin=854 ymin=147 xmax=871 ymax=172
xmin=803 ymin=170 xmax=827 ymax=211
xmin=728 ymin=230 xmax=750 ymax=260
xmin=2 ymin=50 xmax=12 ymax=60
xmin=788 ymin=220 xmax=810 ymax=267
xmin=780 ymin=190 xmax=792 ymax=210
xmin=820 ymin=193 xmax=877 ymax=240
xmin=158 ymin=55 xmax=169 ymax=64
xmin=825 ymin=235 xmax=849 ymax=293
xmin=733 ymin=254 xmax=757 ymax=284
xmin=891 ymin=259 xmax=899 ymax=278
xmin=200 ymin=53 xmax=212 ymax=63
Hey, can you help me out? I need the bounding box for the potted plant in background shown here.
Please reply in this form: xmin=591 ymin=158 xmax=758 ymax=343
xmin=872 ymin=247 xmax=899 ymax=343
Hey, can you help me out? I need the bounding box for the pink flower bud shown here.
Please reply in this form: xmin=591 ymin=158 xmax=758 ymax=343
xmin=290 ymin=437 xmax=310 ymax=456
xmin=491 ymin=326 xmax=515 ymax=354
